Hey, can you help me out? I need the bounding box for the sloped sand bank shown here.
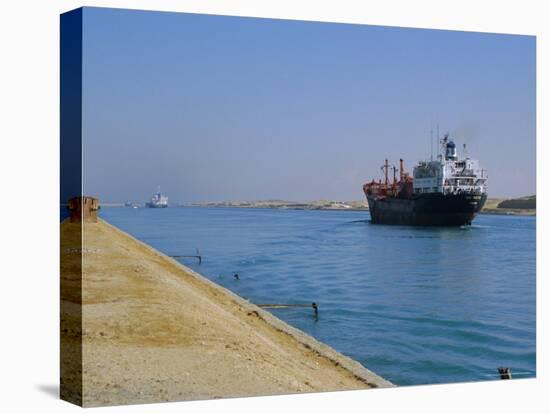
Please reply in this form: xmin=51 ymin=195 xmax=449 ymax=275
xmin=61 ymin=219 xmax=391 ymax=407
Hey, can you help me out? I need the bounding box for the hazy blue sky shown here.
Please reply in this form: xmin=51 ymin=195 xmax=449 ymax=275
xmin=82 ymin=7 xmax=535 ymax=202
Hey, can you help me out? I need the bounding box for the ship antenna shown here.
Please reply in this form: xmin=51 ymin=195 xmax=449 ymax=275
xmin=436 ymin=123 xmax=441 ymax=160
xmin=430 ymin=128 xmax=434 ymax=161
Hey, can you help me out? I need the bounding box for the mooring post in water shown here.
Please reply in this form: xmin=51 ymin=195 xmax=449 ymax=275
xmin=169 ymin=248 xmax=202 ymax=264
xmin=312 ymin=302 xmax=318 ymax=318
xmin=256 ymin=302 xmax=319 ymax=318
xmin=498 ymin=367 xmax=512 ymax=379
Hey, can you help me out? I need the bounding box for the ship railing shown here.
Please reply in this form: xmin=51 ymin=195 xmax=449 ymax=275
xmin=442 ymin=186 xmax=484 ymax=195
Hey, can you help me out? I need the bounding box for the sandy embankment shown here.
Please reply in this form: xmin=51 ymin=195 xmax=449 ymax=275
xmin=60 ymin=219 xmax=391 ymax=407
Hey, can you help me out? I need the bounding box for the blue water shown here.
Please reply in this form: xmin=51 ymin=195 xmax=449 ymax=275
xmin=101 ymin=207 xmax=536 ymax=386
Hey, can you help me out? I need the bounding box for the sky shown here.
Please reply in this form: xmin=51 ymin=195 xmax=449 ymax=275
xmin=81 ymin=7 xmax=536 ymax=202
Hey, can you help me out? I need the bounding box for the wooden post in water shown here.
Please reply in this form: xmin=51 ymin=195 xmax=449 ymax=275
xmin=498 ymin=367 xmax=512 ymax=379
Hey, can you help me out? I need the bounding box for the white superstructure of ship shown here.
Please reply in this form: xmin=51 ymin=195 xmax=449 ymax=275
xmin=145 ymin=186 xmax=168 ymax=208
xmin=412 ymin=134 xmax=488 ymax=196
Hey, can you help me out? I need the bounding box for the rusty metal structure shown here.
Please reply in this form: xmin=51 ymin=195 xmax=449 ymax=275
xmin=67 ymin=196 xmax=99 ymax=223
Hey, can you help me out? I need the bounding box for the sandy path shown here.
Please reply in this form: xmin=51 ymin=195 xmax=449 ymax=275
xmin=61 ymin=219 xmax=390 ymax=407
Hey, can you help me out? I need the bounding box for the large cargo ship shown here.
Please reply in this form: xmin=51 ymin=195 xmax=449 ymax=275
xmin=363 ymin=134 xmax=487 ymax=226
xmin=146 ymin=186 xmax=169 ymax=208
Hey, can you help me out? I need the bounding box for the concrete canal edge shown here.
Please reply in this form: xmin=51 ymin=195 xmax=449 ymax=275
xmin=99 ymin=218 xmax=394 ymax=390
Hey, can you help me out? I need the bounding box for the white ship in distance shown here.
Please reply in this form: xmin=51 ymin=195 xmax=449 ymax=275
xmin=146 ymin=186 xmax=168 ymax=208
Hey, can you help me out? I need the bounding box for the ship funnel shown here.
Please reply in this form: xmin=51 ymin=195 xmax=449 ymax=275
xmin=445 ymin=140 xmax=457 ymax=160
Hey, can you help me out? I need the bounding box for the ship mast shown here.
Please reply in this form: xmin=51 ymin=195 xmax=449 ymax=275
xmin=392 ymin=165 xmax=398 ymax=194
xmin=436 ymin=123 xmax=441 ymax=161
xmin=384 ymin=159 xmax=389 ymax=187
xmin=430 ymin=128 xmax=434 ymax=161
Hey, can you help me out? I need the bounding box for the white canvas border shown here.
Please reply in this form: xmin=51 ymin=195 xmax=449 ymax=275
xmin=0 ymin=1 xmax=546 ymax=413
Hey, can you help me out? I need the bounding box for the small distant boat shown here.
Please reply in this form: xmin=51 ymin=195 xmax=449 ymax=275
xmin=146 ymin=186 xmax=169 ymax=208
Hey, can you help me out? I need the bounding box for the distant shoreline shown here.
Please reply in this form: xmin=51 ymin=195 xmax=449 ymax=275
xmin=182 ymin=205 xmax=535 ymax=216
xmin=105 ymin=196 xmax=536 ymax=216
xmin=179 ymin=196 xmax=536 ymax=216
xmin=479 ymin=209 xmax=535 ymax=217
